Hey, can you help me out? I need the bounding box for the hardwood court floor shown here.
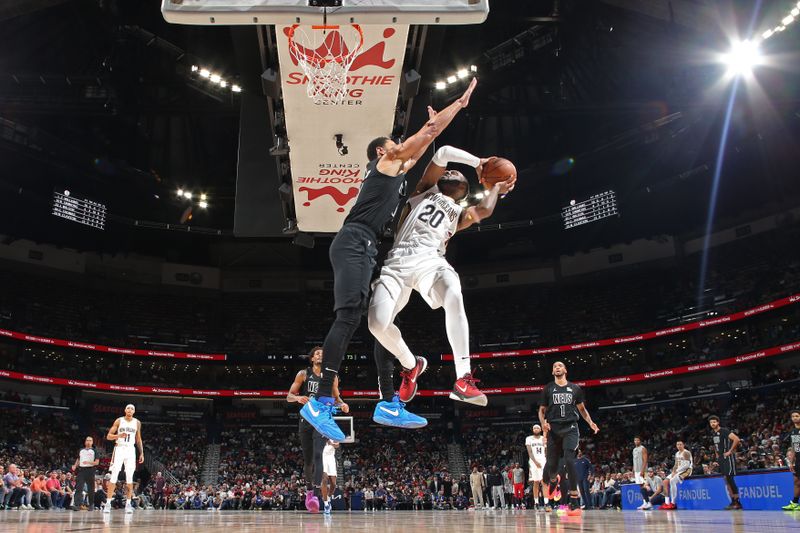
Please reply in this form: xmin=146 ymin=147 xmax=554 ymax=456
xmin=3 ymin=508 xmax=800 ymax=532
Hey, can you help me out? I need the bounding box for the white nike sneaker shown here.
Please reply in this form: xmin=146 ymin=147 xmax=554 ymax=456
xmin=125 ymin=502 xmax=134 ymax=514
xmin=102 ymin=502 xmax=111 ymax=513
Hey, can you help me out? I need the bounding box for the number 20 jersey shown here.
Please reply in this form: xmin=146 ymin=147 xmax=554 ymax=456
xmin=389 ymin=184 xmax=462 ymax=259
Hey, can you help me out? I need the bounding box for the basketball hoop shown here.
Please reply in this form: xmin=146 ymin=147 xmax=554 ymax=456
xmin=287 ymin=24 xmax=364 ymax=105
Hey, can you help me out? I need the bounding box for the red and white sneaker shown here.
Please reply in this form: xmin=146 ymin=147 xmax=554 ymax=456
xmin=660 ymin=502 xmax=677 ymax=510
xmin=398 ymin=356 xmax=428 ymax=402
xmin=450 ymin=373 xmax=488 ymax=406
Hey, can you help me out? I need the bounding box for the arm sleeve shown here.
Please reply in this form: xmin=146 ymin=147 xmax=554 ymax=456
xmin=431 ymin=145 xmax=480 ymax=168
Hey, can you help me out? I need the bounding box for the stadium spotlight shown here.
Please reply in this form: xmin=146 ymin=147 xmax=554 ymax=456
xmin=198 ymin=201 xmax=208 ymax=209
xmin=199 ymin=68 xmax=211 ymax=78
xmin=177 ymin=188 xmax=184 ymax=197
xmin=184 ymin=191 xmax=193 ymax=200
xmin=722 ymin=40 xmax=761 ymax=77
xmin=200 ymin=193 xmax=207 ymax=201
xmin=446 ymin=75 xmax=457 ymax=84
xmin=457 ymin=68 xmax=468 ymax=79
xmin=435 ymin=81 xmax=446 ymax=90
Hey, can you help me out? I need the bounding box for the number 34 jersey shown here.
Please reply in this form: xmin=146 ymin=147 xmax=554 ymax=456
xmin=389 ymin=184 xmax=462 ymax=259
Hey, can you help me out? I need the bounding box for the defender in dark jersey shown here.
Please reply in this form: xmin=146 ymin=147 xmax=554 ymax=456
xmin=301 ymin=78 xmax=479 ymax=440
xmin=708 ymin=415 xmax=742 ymax=510
xmin=287 ymin=346 xmax=349 ymax=511
xmin=538 ymin=361 xmax=599 ymax=516
xmin=782 ymin=409 xmax=800 ymax=511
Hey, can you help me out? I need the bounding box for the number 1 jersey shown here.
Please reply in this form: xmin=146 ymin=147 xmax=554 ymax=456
xmin=389 ymin=184 xmax=462 ymax=259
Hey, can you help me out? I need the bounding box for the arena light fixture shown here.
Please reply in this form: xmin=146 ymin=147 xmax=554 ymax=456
xmin=210 ymin=73 xmax=221 ymax=83
xmin=457 ymin=68 xmax=468 ymax=79
xmin=470 ymin=65 xmax=478 ymax=72
xmin=758 ymin=3 xmax=800 ymax=42
xmin=435 ymin=81 xmax=446 ymax=90
xmin=446 ymin=75 xmax=457 ymax=84
xmin=198 ymin=201 xmax=208 ymax=209
xmin=200 ymin=193 xmax=207 ymax=201
xmin=232 ymin=85 xmax=242 ymax=93
xmin=191 ymin=65 xmax=199 ymax=72
xmin=183 ymin=191 xmax=193 ymax=200
xmin=177 ymin=188 xmax=184 ymax=197
xmin=722 ymin=40 xmax=761 ymax=77
xmin=199 ymin=68 xmax=211 ymax=78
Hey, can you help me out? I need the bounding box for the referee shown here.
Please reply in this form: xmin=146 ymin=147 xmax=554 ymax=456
xmin=71 ymin=436 xmax=99 ymax=511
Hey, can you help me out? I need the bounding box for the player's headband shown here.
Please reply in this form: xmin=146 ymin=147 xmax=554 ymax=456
xmin=532 ymin=424 xmax=541 ymax=430
xmin=125 ymin=404 xmax=135 ymax=411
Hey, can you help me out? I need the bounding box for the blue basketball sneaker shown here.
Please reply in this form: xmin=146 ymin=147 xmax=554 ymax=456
xmin=323 ymin=501 xmax=332 ymax=515
xmin=372 ymin=394 xmax=427 ymax=428
xmin=300 ymin=396 xmax=346 ymax=441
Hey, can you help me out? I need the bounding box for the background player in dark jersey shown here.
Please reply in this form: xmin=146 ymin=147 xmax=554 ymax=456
xmin=538 ymin=361 xmax=599 ymax=516
xmin=301 ymin=79 xmax=478 ymax=440
xmin=782 ymin=409 xmax=800 ymax=511
xmin=287 ymin=346 xmax=349 ymax=511
xmin=708 ymin=415 xmax=742 ymax=510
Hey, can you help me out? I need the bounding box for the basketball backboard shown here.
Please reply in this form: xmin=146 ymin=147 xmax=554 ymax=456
xmin=162 ymin=1 xmax=489 ymax=233
xmin=162 ymin=0 xmax=489 ymax=25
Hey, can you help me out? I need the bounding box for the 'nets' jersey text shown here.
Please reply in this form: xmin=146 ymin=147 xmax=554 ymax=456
xmin=540 ymin=381 xmax=584 ymax=424
xmin=785 ymin=427 xmax=800 ymax=454
xmin=305 ymin=367 xmax=321 ymax=399
xmin=711 ymin=428 xmax=733 ymax=456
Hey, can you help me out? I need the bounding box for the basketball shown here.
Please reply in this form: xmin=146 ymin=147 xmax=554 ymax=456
xmin=480 ymin=157 xmax=517 ymax=187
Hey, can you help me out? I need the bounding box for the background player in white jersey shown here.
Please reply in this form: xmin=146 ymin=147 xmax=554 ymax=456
xmin=103 ymin=404 xmax=143 ymax=514
xmin=321 ymin=439 xmax=339 ymax=515
xmin=525 ymin=424 xmax=548 ymax=512
xmin=661 ymin=440 xmax=693 ymax=510
xmin=632 ymin=436 xmax=648 ymax=485
xmin=368 ymin=143 xmax=515 ymax=424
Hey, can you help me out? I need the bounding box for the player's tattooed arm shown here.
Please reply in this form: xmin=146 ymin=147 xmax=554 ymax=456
xmin=286 ymin=370 xmax=309 ymax=404
xmin=137 ymin=420 xmax=144 ymax=463
xmin=332 ymin=375 xmax=350 ymax=413
xmin=106 ymin=418 xmax=121 ymax=441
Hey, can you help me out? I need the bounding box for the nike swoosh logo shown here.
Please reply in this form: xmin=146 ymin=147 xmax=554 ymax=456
xmin=380 ymin=406 xmax=399 ymax=417
xmin=308 ymin=404 xmax=320 ymax=417
xmin=456 ymin=383 xmax=468 ymax=393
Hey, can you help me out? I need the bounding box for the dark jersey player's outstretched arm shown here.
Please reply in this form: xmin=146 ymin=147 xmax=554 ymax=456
xmin=377 ymin=78 xmax=477 ymax=177
xmin=577 ymin=402 xmax=600 ymax=434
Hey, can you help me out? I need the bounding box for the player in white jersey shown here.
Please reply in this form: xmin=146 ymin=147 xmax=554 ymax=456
xmin=103 ymin=404 xmax=143 ymax=514
xmin=632 ymin=436 xmax=648 ymax=485
xmin=321 ymin=439 xmax=339 ymax=515
xmin=661 ymin=440 xmax=693 ymax=510
xmin=368 ymin=143 xmax=515 ymax=419
xmin=525 ymin=424 xmax=548 ymax=511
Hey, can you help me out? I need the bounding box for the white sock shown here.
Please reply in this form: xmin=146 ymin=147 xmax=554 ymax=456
xmin=665 ymin=496 xmax=671 ymax=504
xmin=544 ymin=498 xmax=549 ymax=504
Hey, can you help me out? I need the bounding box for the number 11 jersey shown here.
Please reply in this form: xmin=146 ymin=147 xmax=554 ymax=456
xmin=389 ymin=184 xmax=462 ymax=259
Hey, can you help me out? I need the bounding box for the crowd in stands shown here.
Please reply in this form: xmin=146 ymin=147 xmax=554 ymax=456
xmin=0 ymin=225 xmax=797 ymax=361
xmin=2 ymin=375 xmax=798 ymax=512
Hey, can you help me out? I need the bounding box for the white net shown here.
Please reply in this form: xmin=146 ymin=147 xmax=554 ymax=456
xmin=288 ymin=24 xmax=364 ymax=105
